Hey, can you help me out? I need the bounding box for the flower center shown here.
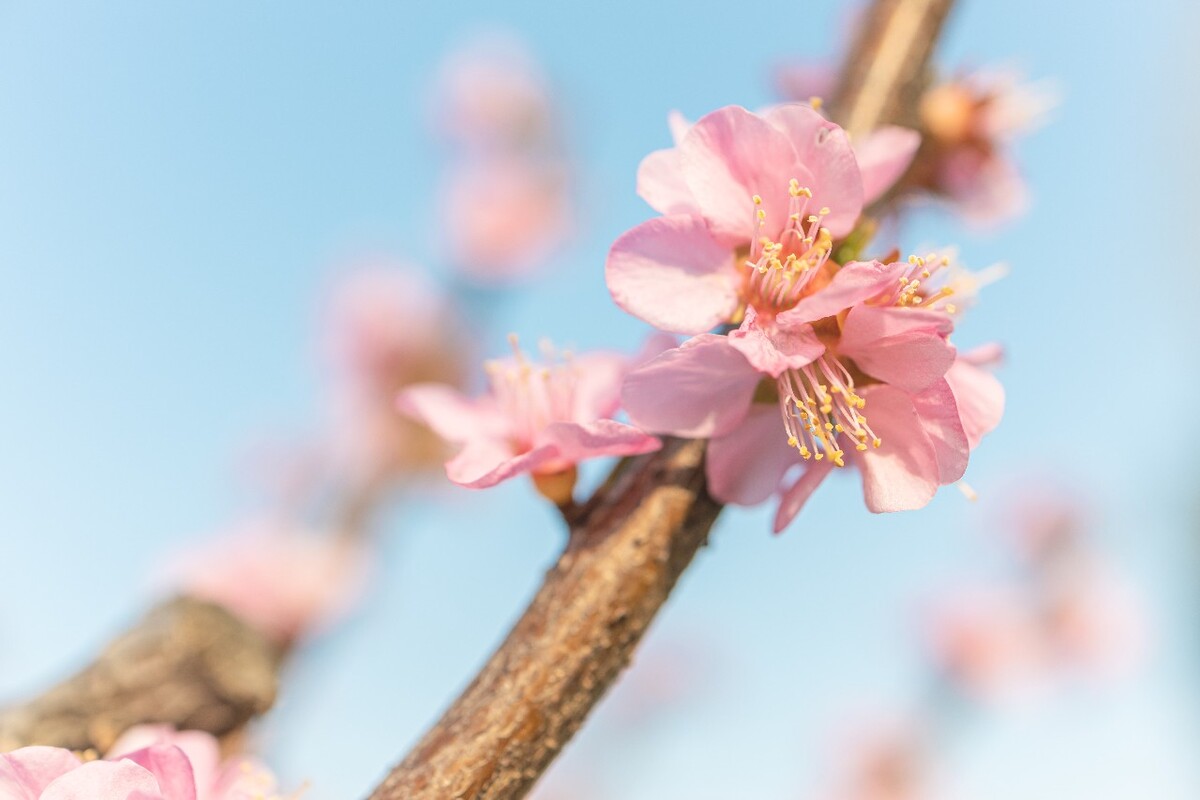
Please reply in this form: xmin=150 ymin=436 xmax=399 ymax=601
xmin=776 ymin=354 xmax=880 ymax=467
xmin=741 ymin=179 xmax=834 ymax=315
xmin=486 ymin=334 xmax=578 ymax=450
xmin=872 ymin=253 xmax=958 ymax=312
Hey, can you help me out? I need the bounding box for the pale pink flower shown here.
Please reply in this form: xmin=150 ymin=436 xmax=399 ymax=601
xmin=822 ymin=720 xmax=928 ymax=800
xmin=439 ymin=156 xmax=572 ymax=282
xmin=398 ymin=338 xmax=661 ymax=498
xmin=107 ymin=727 xmax=280 ymax=800
xmin=1041 ymin=560 xmax=1146 ymax=680
xmin=0 ymin=730 xmax=283 ymax=800
xmin=919 ymin=587 xmax=1046 ymax=701
xmin=432 ymin=33 xmax=556 ymax=152
xmin=915 ymin=70 xmax=1054 ymax=226
xmin=174 ymin=518 xmax=369 ymax=646
xmin=607 ymin=104 xmax=918 ymax=335
xmin=323 ymin=265 xmax=469 ymax=480
xmin=621 ymin=252 xmax=1003 ymax=528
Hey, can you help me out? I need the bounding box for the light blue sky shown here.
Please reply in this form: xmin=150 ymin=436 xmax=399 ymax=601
xmin=2 ymin=2 xmax=1198 ymax=798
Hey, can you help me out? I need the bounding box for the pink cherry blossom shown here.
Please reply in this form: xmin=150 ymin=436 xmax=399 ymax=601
xmin=915 ymin=70 xmax=1055 ymax=226
xmin=398 ymin=338 xmax=661 ymax=497
xmin=173 ymin=517 xmax=370 ymax=646
xmin=322 ymin=264 xmax=469 ymax=482
xmin=607 ymin=104 xmax=918 ymax=335
xmin=107 ymin=727 xmax=279 ymax=800
xmin=1 ymin=729 xmax=283 ymax=800
xmin=821 ymin=719 xmax=928 ymax=800
xmin=439 ymin=156 xmax=573 ymax=282
xmin=622 ymin=252 xmax=1003 ymax=528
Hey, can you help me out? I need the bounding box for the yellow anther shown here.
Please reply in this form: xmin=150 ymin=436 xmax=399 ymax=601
xmin=872 ymin=437 xmax=882 ymax=448
xmin=753 ymin=194 xmax=763 ymax=205
xmin=787 ymin=436 xmax=798 ymax=447
xmin=818 ymin=206 xmax=830 ymax=216
xmin=799 ymin=446 xmax=811 ymax=459
xmin=856 ymin=443 xmax=868 ymax=451
xmin=809 ymin=96 xmax=824 ymax=110
xmin=946 ymin=303 xmax=958 ymax=314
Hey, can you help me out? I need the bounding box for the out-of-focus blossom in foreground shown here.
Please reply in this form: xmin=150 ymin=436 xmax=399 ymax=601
xmin=431 ymin=33 xmax=574 ymax=283
xmin=1 ymin=726 xmax=285 ymax=800
xmin=399 ymin=337 xmax=661 ymax=504
xmin=323 ymin=265 xmax=469 ymax=486
xmin=821 ymin=719 xmax=929 ymax=800
xmin=174 ymin=517 xmax=370 ymax=647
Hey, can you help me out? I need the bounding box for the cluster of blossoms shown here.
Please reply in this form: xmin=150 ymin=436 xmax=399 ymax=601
xmin=406 ymin=101 xmax=1003 ymax=530
xmin=1 ymin=726 xmax=283 ymax=800
xmin=432 ymin=34 xmax=573 ymax=282
xmin=608 ymin=103 xmax=1003 ymax=529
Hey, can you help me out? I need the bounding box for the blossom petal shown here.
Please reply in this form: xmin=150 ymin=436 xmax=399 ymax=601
xmin=622 ymin=334 xmax=760 ymax=438
xmin=911 ymin=379 xmax=970 ymax=484
xmin=856 ymin=385 xmax=940 ymax=512
xmin=119 ymin=746 xmax=196 ymax=800
xmin=946 ymin=357 xmax=1005 ymax=448
xmin=777 ymin=259 xmax=896 ymax=325
xmin=445 ymin=439 xmax=550 ymax=488
xmin=397 ymin=383 xmax=509 ymax=443
xmin=41 ymin=759 xmax=163 ymax=800
xmin=854 ymin=125 xmax=921 ymax=204
xmin=774 ymin=461 xmax=834 ymax=532
xmin=108 ymin=728 xmax=220 ymax=794
xmin=678 ymin=105 xmax=802 ymax=241
xmin=838 ymin=305 xmax=956 ymax=392
xmin=762 ymin=103 xmax=864 ymax=236
xmin=637 ymin=147 xmax=698 ymax=216
xmin=568 ymin=351 xmax=629 ymax=422
xmin=606 ymin=214 xmax=738 ymax=334
xmin=0 ymin=747 xmax=82 ymax=799
xmin=707 ymin=404 xmax=798 ymax=506
xmin=536 ymin=420 xmax=661 ymax=464
xmin=726 ymin=309 xmax=825 ymax=377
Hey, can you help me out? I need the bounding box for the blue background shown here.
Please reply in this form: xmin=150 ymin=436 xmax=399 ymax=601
xmin=2 ymin=1 xmax=1198 ymax=797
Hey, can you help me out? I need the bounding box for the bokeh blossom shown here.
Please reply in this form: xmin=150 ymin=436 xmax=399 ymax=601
xmin=174 ymin=517 xmax=370 ymax=647
xmin=322 ymin=264 xmax=469 ymax=486
xmin=399 ymin=337 xmax=661 ymax=503
xmin=1 ymin=726 xmax=282 ymax=800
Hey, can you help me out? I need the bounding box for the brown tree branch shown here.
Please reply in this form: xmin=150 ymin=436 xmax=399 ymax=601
xmin=0 ymin=597 xmax=281 ymax=754
xmin=368 ymin=4 xmax=957 ymax=798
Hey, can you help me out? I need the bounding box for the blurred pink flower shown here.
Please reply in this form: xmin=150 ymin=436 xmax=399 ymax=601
xmin=398 ymin=338 xmax=660 ymax=499
xmin=607 ymin=104 xmax=917 ymax=334
xmin=174 ymin=517 xmax=369 ymax=646
xmin=106 ymin=727 xmax=279 ymax=800
xmin=819 ymin=717 xmax=930 ymax=800
xmin=914 ymin=70 xmax=1054 ymax=226
xmin=1 ymin=729 xmax=283 ymax=800
xmin=1042 ymin=561 xmax=1146 ymax=679
xmin=432 ymin=33 xmax=556 ymax=152
xmin=322 ymin=265 xmax=469 ymax=482
xmin=920 ymin=587 xmax=1046 ymax=701
xmin=621 ymin=254 xmax=1002 ymax=528
xmin=439 ymin=156 xmax=572 ymax=282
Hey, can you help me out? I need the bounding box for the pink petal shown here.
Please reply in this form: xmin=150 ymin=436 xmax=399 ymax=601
xmin=777 ymin=259 xmax=896 ymax=325
xmin=855 ymin=125 xmax=921 ymax=204
xmin=0 ymin=748 xmax=82 ymax=799
xmin=397 ymin=383 xmax=509 ymax=443
xmin=762 ymin=103 xmax=864 ymax=237
xmin=855 ymin=385 xmax=940 ymax=513
xmin=837 ymin=305 xmax=955 ymax=392
xmin=940 ymin=148 xmax=1028 ymax=227
xmin=567 ymin=350 xmax=629 ymax=422
xmin=41 ymin=759 xmax=163 ymax=800
xmin=678 ymin=106 xmax=802 ymax=242
xmin=945 ymin=357 xmax=1005 ymax=449
xmin=622 ymin=334 xmax=761 ymax=438
xmin=119 ymin=746 xmax=197 ymax=800
xmin=606 ymin=214 xmax=739 ymax=334
xmin=444 ymin=439 xmax=550 ymax=488
xmin=727 ymin=309 xmax=824 ymax=377
xmin=536 ymin=420 xmax=661 ymax=465
xmin=774 ymin=460 xmax=834 ymax=532
xmin=707 ymin=404 xmax=797 ymax=506
xmin=637 ymin=147 xmax=699 ymax=217
xmin=911 ymin=379 xmax=970 ymax=484
xmin=108 ymin=728 xmax=220 ymax=796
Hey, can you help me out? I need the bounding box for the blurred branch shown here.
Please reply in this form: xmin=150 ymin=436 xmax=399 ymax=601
xmin=0 ymin=597 xmax=280 ymax=753
xmin=368 ymin=5 xmax=957 ymax=798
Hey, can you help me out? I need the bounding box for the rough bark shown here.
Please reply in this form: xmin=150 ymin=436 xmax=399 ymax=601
xmin=368 ymin=0 xmax=958 ymax=797
xmin=0 ymin=597 xmax=280 ymax=754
